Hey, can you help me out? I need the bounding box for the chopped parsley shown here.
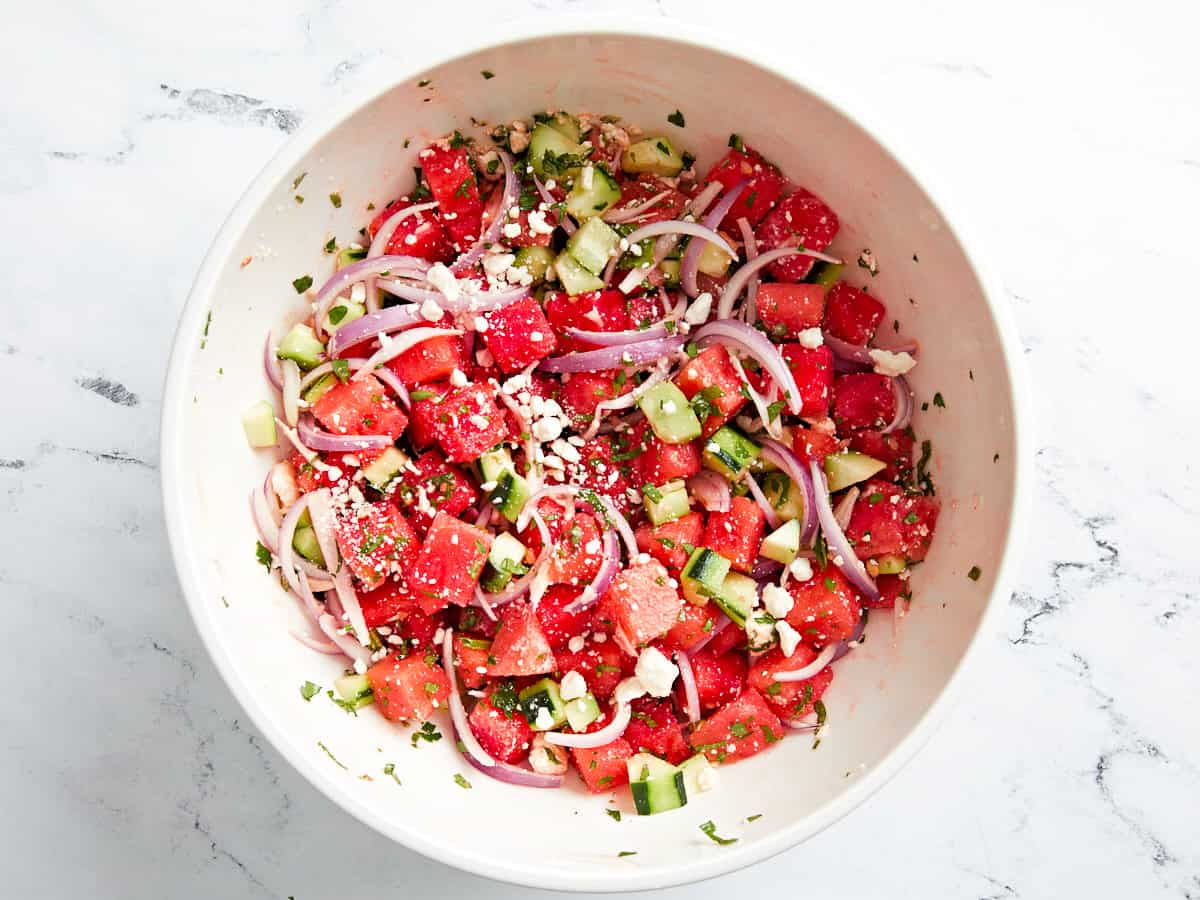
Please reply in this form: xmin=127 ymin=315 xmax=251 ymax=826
xmin=606 ymin=808 xmax=622 ymax=822
xmin=540 ymin=148 xmax=588 ymax=176
xmin=299 ymin=680 xmax=321 ymax=701
xmin=916 ymin=439 xmax=935 ymax=495
xmin=699 ymin=821 xmax=738 ymax=845
xmin=255 ymin=540 xmax=272 ymax=572
xmin=323 ymin=236 xmax=337 ymax=254
xmin=967 ymin=565 xmax=982 ymax=581
xmin=383 ymin=763 xmax=401 ymax=785
xmin=685 ymin=341 xmax=699 ymax=358
xmin=932 ymin=391 xmax=946 ymax=408
xmin=292 ymin=274 xmax=313 ymax=294
xmin=727 ymin=133 xmax=745 ymax=152
xmin=481 ymin=69 xmax=495 ymax=79
xmin=411 ymin=721 xmax=442 ymax=747
xmin=813 ymin=532 xmax=829 ymax=569
xmin=331 ymin=358 xmax=351 ymax=382
xmin=641 ymin=483 xmax=664 ymax=503
xmin=490 ymin=680 xmax=521 ymax=719
xmin=618 ymin=851 xmax=638 ymax=858
xmin=454 ymin=773 xmax=472 ymax=790
xmin=292 ymin=172 xmax=307 ymax=189
xmin=329 ymin=192 xmax=342 ymax=208
xmin=417 ymin=78 xmax=431 ymax=87
xmin=317 ymin=740 xmax=347 ymax=769
xmin=766 ymin=399 xmax=786 ymax=422
xmin=667 ymin=109 xmax=686 ymax=127
xmin=728 ymin=721 xmax=750 ymax=738
xmin=746 ymin=814 xmax=763 ymax=823
xmin=409 ymin=389 xmax=435 ymax=401
xmin=868 ymin=492 xmax=884 ymax=505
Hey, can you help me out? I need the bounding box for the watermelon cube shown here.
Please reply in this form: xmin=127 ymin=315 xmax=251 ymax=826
xmin=481 ymin=295 xmax=558 ymax=373
xmin=701 ymin=496 xmax=765 ymax=573
xmin=409 ymin=510 xmax=493 ymax=614
xmin=366 ymin=653 xmax=451 ymax=722
xmin=311 ymin=373 xmax=408 ymax=440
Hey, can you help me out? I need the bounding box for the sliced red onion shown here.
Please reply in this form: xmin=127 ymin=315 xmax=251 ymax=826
xmin=297 ymin=414 xmax=393 ymax=452
xmin=743 ymin=471 xmax=782 ymax=530
xmin=328 ymin=305 xmax=423 ymax=358
xmin=475 ymin=547 xmax=550 ymax=609
xmin=366 ymin=202 xmax=441 ymax=312
xmin=331 ymin=566 xmax=370 ymax=647
xmin=623 ymin=221 xmax=735 ymax=262
xmin=831 ymin=611 xmax=869 ymax=662
xmin=750 ymin=556 xmax=784 ymax=581
xmin=532 ymin=174 xmax=574 ymax=235
xmin=736 ymin=216 xmax=760 ymax=321
xmin=378 ymin=279 xmax=529 ymax=314
xmin=718 ymin=247 xmax=843 ymax=319
xmin=693 ymin=319 xmax=802 ymax=415
xmin=538 ymin=335 xmax=685 ymax=374
xmin=291 ymin=629 xmax=341 ymax=655
xmin=519 ymin=484 xmax=638 ymax=559
xmin=603 ymin=189 xmax=673 ymax=224
xmin=883 ymin=375 xmax=914 ymax=434
xmin=544 ymin=702 xmax=632 ymax=748
xmin=354 ymin=326 xmax=462 ymax=381
xmin=562 ymin=322 xmax=671 ymax=347
xmin=453 ymin=150 xmax=518 ymax=275
xmin=251 ymin=487 xmax=282 ymax=555
xmin=688 ymin=181 xmax=723 ymax=217
xmin=264 ymin=331 xmax=283 ymax=390
xmin=808 ymin=459 xmax=881 ymax=603
xmin=281 ymin=359 xmax=301 ymax=427
xmin=312 ymin=255 xmax=430 ymax=339
xmin=298 ymin=357 xmax=368 ymax=391
xmin=823 ymin=334 xmax=920 ymax=369
xmin=371 ymin=366 xmax=412 ymax=409
xmin=276 ymin=495 xmax=312 ymax=600
xmin=455 ymin=727 xmax=564 ymax=788
xmin=317 ymin=612 xmax=372 ymax=665
xmin=688 ymin=613 xmax=731 ymax=655
xmin=773 ymin=643 xmax=839 ymax=682
xmin=294 ymin=570 xmax=324 ymax=621
xmin=676 ymin=651 xmax=701 ymax=723
xmin=687 ymin=470 xmax=731 ymax=513
xmin=832 ymin=486 xmax=861 ymax=532
xmin=681 ymin=181 xmax=745 ymax=298
xmin=443 ymin=628 xmax=498 ymax=767
xmin=581 ymin=366 xmax=668 ymax=441
xmin=726 ymin=352 xmax=783 ymax=441
xmin=760 ymin=439 xmax=819 ymax=546
xmin=565 ymin=529 xmax=620 ymax=613
xmin=305 ymin=488 xmax=341 ymax=576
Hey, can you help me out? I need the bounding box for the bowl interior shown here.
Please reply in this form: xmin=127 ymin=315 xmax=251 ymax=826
xmin=164 ymin=30 xmax=1021 ymax=892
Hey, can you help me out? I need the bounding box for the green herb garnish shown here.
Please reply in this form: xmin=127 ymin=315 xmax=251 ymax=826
xmin=699 ymin=821 xmax=738 ymax=845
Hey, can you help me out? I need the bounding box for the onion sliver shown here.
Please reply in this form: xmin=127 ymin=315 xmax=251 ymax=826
xmin=353 ymin=326 xmax=462 ymax=381
xmin=297 ymin=414 xmax=393 ymax=452
xmin=718 ymin=247 xmax=842 ymax=319
xmin=312 ymin=255 xmax=430 ymax=338
xmin=693 ymin=319 xmax=802 ymax=414
xmin=443 ymin=628 xmax=497 ymax=767
xmin=808 ymin=458 xmax=881 ymax=602
xmin=676 ymin=651 xmax=701 ymax=723
xmin=759 ymin=439 xmax=819 ymax=546
xmin=773 ymin=643 xmax=839 ymax=682
xmin=743 ymin=471 xmax=782 ymax=530
xmin=681 ymin=181 xmax=746 ymax=298
xmin=264 ymin=332 xmax=283 ymax=390
xmin=687 ymin=470 xmax=731 ymax=513
xmin=328 ymin=305 xmax=423 ymax=358
xmin=453 ymin=150 xmax=518 ymax=274
xmin=544 ymin=703 xmax=632 ymax=748
xmin=538 ymin=335 xmax=685 ymax=374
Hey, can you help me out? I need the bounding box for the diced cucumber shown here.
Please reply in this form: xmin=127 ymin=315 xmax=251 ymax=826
xmin=620 ymin=236 xmax=655 ymax=269
xmin=480 ymin=553 xmax=529 ymax=594
xmin=554 ymin=252 xmax=605 ymax=295
xmin=565 ymin=165 xmax=622 ymax=221
xmin=488 ymin=532 xmax=527 ymax=574
xmin=302 ymin=373 xmax=336 ymax=405
xmin=276 ymin=323 xmax=325 ymax=371
xmin=875 ymin=553 xmax=908 ymax=575
xmin=627 ymin=753 xmax=687 ymax=815
xmin=333 ymin=673 xmax=374 ymax=710
xmin=514 ymin=245 xmax=555 ymax=284
xmin=824 ymin=451 xmax=887 ymax=492
xmin=566 ymin=217 xmax=621 ymax=274
xmin=659 ymin=258 xmax=681 ymax=287
xmin=639 ymin=383 xmax=702 ymax=444
xmin=761 ymin=519 xmax=801 ymax=564
xmin=808 ymin=261 xmax=844 ymax=289
xmin=696 ymin=236 xmax=734 ymax=277
xmin=681 ymin=547 xmax=731 ymax=605
xmin=678 ymin=754 xmax=716 ymax=797
xmin=491 ymin=470 xmax=531 ymax=523
xmin=621 ymin=137 xmax=686 ymax=177
xmin=643 ymin=479 xmax=690 ymax=526
xmin=760 ymin=471 xmax=807 ymax=521
xmin=336 ymin=246 xmax=367 ymax=270
xmin=565 ymin=693 xmax=602 ymax=732
xmin=528 ymin=124 xmax=584 ymax=177
xmin=323 ymin=300 xmax=365 ymax=334
xmin=292 ymin=525 xmax=325 ymax=566
xmin=713 ymin=571 xmax=757 ymax=627
xmin=362 ymin=446 xmax=409 ymax=492
xmin=242 ymin=400 xmax=277 ymax=448
xmin=479 ymin=447 xmax=516 ymax=483
xmin=519 ymin=678 xmax=567 ymax=730
xmin=543 ymin=111 xmax=582 ymax=143
xmin=702 ymin=426 xmax=761 ymax=478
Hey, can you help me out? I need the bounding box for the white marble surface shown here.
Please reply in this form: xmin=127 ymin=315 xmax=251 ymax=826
xmin=3 ymin=0 xmax=1198 ymax=896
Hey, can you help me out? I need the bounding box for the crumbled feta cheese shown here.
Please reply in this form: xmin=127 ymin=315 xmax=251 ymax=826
xmin=352 ymin=658 xmax=367 ymax=675
xmin=531 ymin=417 xmax=563 ymax=442
xmin=789 ymin=557 xmax=814 ymax=581
xmin=745 ymin=615 xmax=777 ymax=652
xmin=552 ymin=438 xmax=581 ymax=463
xmin=797 ymin=327 xmax=824 ymax=349
xmin=418 ymin=299 xmax=444 ymax=322
xmin=469 ymin=414 xmax=489 ymax=429
xmin=614 ymin=676 xmax=647 ymax=704
xmin=534 ymin=707 xmax=556 ymax=730
xmin=762 ymin=584 xmax=794 ymax=618
xmin=776 ymin=620 xmax=802 ymax=657
xmin=527 ymin=209 xmax=555 ymax=235
xmin=560 ymin=670 xmax=587 ymax=701
xmin=634 ymin=646 xmax=678 ymax=697
xmin=425 ymin=263 xmax=460 ymax=302
xmin=530 ymin=331 xmax=544 ymax=342
xmin=449 ymin=367 xmax=468 ymax=387
xmin=694 ymin=759 xmax=718 ymax=793
xmin=502 ymin=222 xmax=523 ymax=239
xmin=473 ymin=315 xmax=489 ymax=333
xmin=567 ymin=635 xmax=586 ymax=653
xmin=684 ymin=291 xmax=713 ymax=325
xmin=580 ymin=165 xmax=594 ymax=191
xmin=482 ymin=252 xmax=516 ymax=279
xmin=869 ymin=348 xmax=917 ymax=377
xmin=528 ymin=735 xmax=568 ymax=775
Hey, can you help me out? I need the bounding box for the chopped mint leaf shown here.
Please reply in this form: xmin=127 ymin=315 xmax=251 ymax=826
xmin=300 ymin=681 xmax=321 ymax=701
xmin=481 ymin=69 xmax=495 ymax=79
xmin=618 ymin=850 xmax=637 ymax=858
xmin=329 ymin=192 xmax=342 ymax=208
xmin=932 ymin=392 xmax=946 ymax=408
xmin=255 ymin=540 xmax=272 ymax=572
xmin=317 ymin=740 xmax=347 ymax=769
xmin=606 ymin=808 xmax=622 ymax=822
xmin=292 ymin=274 xmax=313 ymax=294
xmin=323 ymin=236 xmax=337 ymax=254
xmin=667 ymin=109 xmax=686 ymax=127
xmin=967 ymin=565 xmax=982 ymax=581
xmin=292 ymin=172 xmax=307 ymax=189
xmin=699 ymin=820 xmax=738 ymax=845
xmin=331 ymin=358 xmax=351 ymax=383
xmin=454 ymin=773 xmax=472 ymax=789
xmin=728 ymin=133 xmax=744 ymax=152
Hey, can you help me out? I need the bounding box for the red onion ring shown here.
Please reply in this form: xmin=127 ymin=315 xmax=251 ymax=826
xmin=298 ymin=357 xmax=368 ymax=391
xmin=354 ymin=326 xmax=462 ymax=380
xmin=453 ymin=150 xmax=518 ymax=274
xmin=676 ymin=651 xmax=701 ymax=723
xmin=532 ymin=174 xmax=574 ymax=235
xmin=538 ymin=335 xmax=685 ymax=373
xmin=681 ymin=181 xmax=746 ymax=298
xmin=832 ymin=486 xmax=860 ymax=532
xmin=312 ymin=255 xmax=431 ymax=339
xmin=520 ymin=484 xmax=638 ymax=558
xmin=264 ymin=332 xmax=283 ymax=390
xmin=564 ymin=529 xmax=619 ymax=613
xmin=328 ymin=305 xmax=423 ymax=358
xmin=883 ymin=375 xmax=914 ymax=434
xmin=823 ymin=334 xmax=920 ymax=370
xmin=687 ymin=470 xmax=731 ymax=513
xmin=759 ymin=439 xmax=819 ymax=546
xmin=297 ymin=414 xmax=393 ymax=452
xmin=305 ymin=488 xmax=340 ymax=576
xmin=276 ymin=495 xmax=312 ymax=600
xmin=736 ymin=216 xmax=760 ymax=320
xmin=750 ymin=556 xmax=784 ymax=581
xmin=443 ymin=628 xmax=498 ymax=767
xmin=693 ymin=319 xmax=802 ymax=415
xmin=773 ymin=643 xmax=839 ymax=682
xmin=622 ymin=221 xmax=736 ymax=263
xmin=366 ymin=201 xmax=441 ymax=312
xmin=831 ymin=611 xmax=868 ymax=662
xmin=581 ymin=367 xmax=668 ymax=441
xmin=808 ymin=458 xmax=881 ymax=603
xmin=743 ymin=471 xmax=782 ymax=530
xmin=281 ymin=359 xmax=301 ymax=427
xmin=331 ymin=565 xmax=370 ymax=647
xmin=250 ymin=487 xmax=332 ymax=585
xmin=317 ymin=612 xmax=372 ymax=665
xmin=688 ymin=613 xmax=731 ymax=655
xmin=562 ymin=322 xmax=672 ymax=346
xmin=718 ymin=247 xmax=843 ymax=319
xmin=455 ymin=727 xmax=565 ymax=788
xmin=377 ymin=279 xmax=529 ymax=314
xmin=603 ymin=189 xmax=673 ymax=225
xmin=544 ymin=702 xmax=632 ymax=748
xmin=688 ymin=182 xmax=723 ymax=218
xmin=291 ymin=629 xmax=342 ymax=655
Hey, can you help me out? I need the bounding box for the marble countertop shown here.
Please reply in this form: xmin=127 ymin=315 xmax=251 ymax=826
xmin=4 ymin=0 xmax=1197 ymax=896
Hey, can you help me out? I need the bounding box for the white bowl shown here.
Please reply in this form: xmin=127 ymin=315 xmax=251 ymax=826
xmin=161 ymin=17 xmax=1031 ymax=893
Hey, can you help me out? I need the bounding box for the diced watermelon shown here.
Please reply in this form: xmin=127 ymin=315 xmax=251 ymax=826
xmin=357 ymin=576 xmax=418 ymax=628
xmin=701 ymin=496 xmax=765 ymax=574
xmin=704 ymin=146 xmax=787 ymax=227
xmin=784 ymin=564 xmax=864 ymax=648
xmin=385 ymin=334 xmax=465 ymax=386
xmin=468 ymin=684 xmax=534 ymax=763
xmin=418 ymin=142 xmax=483 ymax=251
xmin=845 ymin=478 xmax=939 ymax=563
xmin=406 ymin=383 xmax=451 ymax=450
xmin=635 ymin=511 xmax=704 ymax=577
xmin=487 ymin=600 xmax=557 ymax=676
xmin=848 ymin=430 xmax=915 ymax=483
xmin=535 ymin=585 xmax=592 ymax=651
xmin=333 ymin=502 xmax=419 ymax=590
xmin=453 ymin=634 xmax=492 ymax=690
xmin=689 ymin=689 xmax=784 ymax=762
xmin=792 ymin=418 xmax=846 ymax=462
xmin=311 ymin=373 xmax=408 ymax=440
xmin=823 ymin=282 xmax=886 ymax=345
xmin=627 ymin=290 xmax=672 ymax=329
xmin=747 ymin=646 xmax=834 ymax=721
xmin=481 ymin=295 xmax=559 ymax=373
xmin=546 ymin=513 xmax=605 ymax=587
xmin=366 ymin=653 xmax=450 ymax=722
xmin=572 ymin=435 xmax=635 ymax=514
xmin=872 ymin=573 xmax=912 ymax=610
xmin=780 ymin=343 xmax=835 ymax=417
xmin=392 ymin=449 xmax=480 ymax=534
xmin=832 ymin=373 xmax=897 ymax=431
xmin=559 ymin=370 xmax=633 ymax=429
xmin=555 ymin=639 xmax=623 ymax=701
xmin=757 ymin=283 xmax=826 ymax=338
xmin=409 ymin=510 xmax=492 ymax=614
xmin=571 ymin=735 xmax=634 ymax=793
xmin=623 ymin=698 xmax=691 ymax=764
xmin=686 ymin=649 xmax=747 ymax=712
xmin=705 ymin=620 xmax=747 ymax=656
xmin=611 ymin=177 xmax=689 ymax=225
xmin=661 ymin=601 xmax=721 ymax=652
xmin=600 ymin=560 xmax=683 ymax=651
xmin=626 ymin=421 xmax=702 ymax=487
xmin=452 ymin=603 xmax=501 ymax=639
xmin=291 ymin=452 xmax=339 ymax=493
xmin=367 ymin=197 xmax=455 ymax=263
xmin=430 ymin=382 xmax=509 ymax=463
xmin=395 ymin=608 xmax=443 ymax=649
xmin=674 ymin=345 xmax=748 ymax=439
xmin=754 ymin=188 xmax=840 ymax=282
xmin=544 ymin=289 xmax=629 ymax=352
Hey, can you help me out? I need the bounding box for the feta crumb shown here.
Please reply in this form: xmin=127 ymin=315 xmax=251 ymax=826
xmin=560 ymin=670 xmax=587 ymax=701
xmin=534 ymin=706 xmax=556 ymax=730
xmin=684 ymin=291 xmax=713 ymax=325
xmin=482 ymin=252 xmax=516 ymax=279
xmin=567 ymin=635 xmax=586 ymax=653
xmin=528 ymin=734 xmax=568 ymax=774
xmin=614 ymin=676 xmax=648 ymax=705
xmin=552 ymin=438 xmax=581 ymax=463
xmin=473 ymin=315 xmax=489 ymax=333
xmin=776 ymin=620 xmax=802 ymax=657
xmin=762 ymin=584 xmax=794 ymax=618
xmin=797 ymin=327 xmax=824 ymax=349
xmin=527 ymin=209 xmax=555 ymax=235
xmin=789 ymin=557 xmax=814 ymax=581
xmin=694 ymin=760 xmax=718 ymax=793
xmin=581 ymin=165 xmax=594 ymax=190
xmin=869 ymin=348 xmax=917 ymax=377
xmin=449 ymin=367 xmax=468 ymax=388
xmin=530 ymin=331 xmax=544 ymax=342
xmin=531 ymin=417 xmax=563 ymax=442
xmin=469 ymin=414 xmax=489 ymax=429
xmin=425 ymin=263 xmax=460 ymax=302
xmin=634 ymin=646 xmax=678 ymax=697
xmin=502 ymin=222 xmax=522 ymax=239
xmin=419 ymin=299 xmax=445 ymax=322
xmin=745 ymin=615 xmax=777 ymax=652
xmin=353 ymin=658 xmax=367 ymax=675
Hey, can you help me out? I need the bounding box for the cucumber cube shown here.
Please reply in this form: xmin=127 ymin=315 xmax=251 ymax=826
xmin=565 ymin=693 xmax=602 ymax=732
xmin=242 ymin=400 xmax=278 ymax=448
xmin=824 ymin=451 xmax=887 ymax=492
xmin=681 ymin=547 xmax=731 ymax=605
xmin=488 ymin=532 xmax=528 ymax=573
xmin=678 ymin=754 xmax=717 ymax=797
xmin=514 ymin=245 xmax=555 ymax=283
xmin=702 ymin=426 xmax=760 ymax=478
xmin=565 ymin=165 xmax=622 ymax=221
xmin=528 ymin=124 xmax=584 ymax=177
xmin=712 ymin=571 xmax=757 ymax=627
xmin=302 ymin=373 xmax=336 ymax=405
xmin=760 ymin=519 xmax=801 ymax=564
xmin=875 ymin=553 xmax=908 ymax=575
xmin=554 ymin=252 xmax=605 ymax=295
xmin=567 ymin=217 xmax=622 ymax=274
xmin=627 ymin=752 xmax=687 ymax=815
xmin=543 ymin=111 xmax=582 ymax=143
xmin=276 ymin=323 xmax=325 ymax=370
xmin=333 ymin=673 xmax=374 ymax=710
xmin=643 ymin=479 xmax=691 ymax=526
xmin=621 ymin=137 xmax=686 ymax=177
xmin=639 ymin=383 xmax=702 ymax=444
xmin=760 ymin=471 xmax=806 ymax=521
xmin=808 ymin=261 xmax=844 ymax=289
xmin=696 ymin=237 xmax=734 ymax=277
xmin=291 ymin=525 xmax=325 ymax=566
xmin=362 ymin=446 xmax=409 ymax=492
xmin=519 ymin=678 xmax=567 ymax=730
xmin=323 ymin=300 xmax=365 ymax=334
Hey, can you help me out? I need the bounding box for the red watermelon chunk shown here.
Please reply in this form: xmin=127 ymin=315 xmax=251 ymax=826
xmin=627 ymin=421 xmax=702 ymax=487
xmin=406 ymin=383 xmax=451 ymax=450
xmin=392 ymin=449 xmax=480 ymax=535
xmin=366 ymin=653 xmax=450 ymax=723
xmin=453 ymin=634 xmax=492 ymax=690
xmin=546 ymin=513 xmax=606 ymax=587
xmin=468 ymin=684 xmax=534 ymax=763
xmin=832 ymin=373 xmax=897 ymax=431
xmin=555 ymin=639 xmax=623 ymax=702
xmin=686 ymin=648 xmax=747 ymax=713
xmin=357 ymin=576 xmax=418 ymax=628
xmin=623 ymin=698 xmax=691 ymax=764
xmin=367 ymin=197 xmax=454 ymax=263
xmin=823 ymin=282 xmax=886 ymax=345
xmin=544 ymin=289 xmax=630 ymax=352
xmin=689 ymin=689 xmax=784 ymax=763
xmin=674 ymin=345 xmax=747 ymax=439
xmin=559 ymin=371 xmax=633 ymax=429
xmin=430 ymin=382 xmax=509 ymax=463
xmin=848 ymin=430 xmax=915 ymax=484
xmin=600 ymin=560 xmax=683 ymax=651
xmin=662 ymin=602 xmax=721 ymax=652
xmin=481 ymin=295 xmax=558 ymax=373
xmin=571 ymin=735 xmax=634 ymax=793
xmin=757 ymin=283 xmax=826 ymax=339
xmin=780 ymin=344 xmax=835 ymax=417
xmin=704 ymin=146 xmax=787 ymax=227
xmin=701 ymin=496 xmax=765 ymax=574
xmin=635 ymin=511 xmax=704 ymax=577
xmin=535 ymin=585 xmax=592 ymax=651
xmin=748 ymin=646 xmax=834 ymax=721
xmin=754 ymin=188 xmax=840 ymax=282
xmin=487 ymin=600 xmax=557 ymax=676
xmin=385 ymin=334 xmax=465 ymax=386
xmin=872 ymin=573 xmax=913 ymax=610
xmin=784 ymin=564 xmax=864 ymax=649
xmin=418 ymin=142 xmax=483 ymax=251
xmin=792 ymin=418 xmax=846 ymax=463
xmin=311 ymin=373 xmax=409 ymax=441
xmin=333 ymin=501 xmax=418 ymax=590
xmin=845 ymin=478 xmax=939 ymax=563
xmin=409 ymin=510 xmax=492 ymax=614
